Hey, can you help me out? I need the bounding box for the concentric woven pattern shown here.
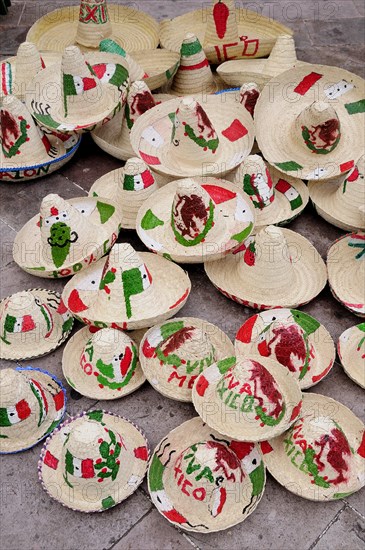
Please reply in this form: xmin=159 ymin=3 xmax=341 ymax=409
xmin=338 ymin=324 xmax=365 ymax=388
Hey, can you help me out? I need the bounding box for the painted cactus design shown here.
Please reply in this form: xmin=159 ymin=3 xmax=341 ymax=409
xmin=45 ymin=207 xmax=78 ymax=268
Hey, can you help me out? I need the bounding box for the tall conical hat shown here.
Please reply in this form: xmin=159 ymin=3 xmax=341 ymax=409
xmin=0 ymin=42 xmax=44 ymax=100
xmin=239 ymin=83 xmax=260 ymax=117
xmin=205 ymin=225 xmax=327 ymax=310
xmin=338 ymin=323 xmax=365 ymax=388
xmin=75 ymin=0 xmax=113 ymax=48
xmin=13 ymin=194 xmax=120 ymax=278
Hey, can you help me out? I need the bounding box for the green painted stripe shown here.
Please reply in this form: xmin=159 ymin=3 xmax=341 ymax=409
xmin=181 ymin=39 xmax=203 ymax=57
xmin=275 ymin=161 xmax=303 ymax=172
xmin=345 ymin=99 xmax=365 ymax=115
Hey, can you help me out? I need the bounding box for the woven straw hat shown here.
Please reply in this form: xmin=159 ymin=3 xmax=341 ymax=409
xmin=0 ymin=95 xmax=81 ymax=183
xmin=139 ymin=317 xmax=234 ymax=402
xmin=136 ymin=177 xmax=255 ymax=263
xmin=25 ymin=45 xmax=126 ymax=133
xmin=89 ymin=157 xmax=165 ymax=230
xmin=327 ymin=232 xmax=365 ymax=317
xmin=255 ymin=65 xmax=365 ymax=181
xmin=262 ymin=392 xmax=365 ymax=501
xmin=130 ymin=94 xmax=255 ymax=178
xmin=235 ymin=308 xmax=335 ymax=390
xmin=0 ymin=289 xmax=73 ymax=361
xmin=338 ymin=324 xmax=365 ymax=388
xmin=0 ymin=366 xmax=66 ymax=454
xmin=309 ymin=155 xmax=365 ymax=231
xmin=38 ymin=409 xmax=149 ymax=512
xmin=1 ymin=42 xmax=48 ymax=100
xmin=13 ymin=193 xmax=120 ymax=278
xmin=227 ymin=154 xmax=308 ymax=231
xmin=62 ymin=242 xmax=191 ymax=330
xmin=26 ymin=0 xmax=159 ymax=53
xmin=62 ymin=326 xmax=146 ymax=399
xmin=237 ymin=83 xmax=261 ymax=118
xmin=148 ymin=416 xmax=266 ymax=532
xmin=159 ymin=0 xmax=292 ymax=65
xmin=205 ymin=225 xmax=327 ymax=310
xmin=91 ymin=81 xmax=173 ymax=161
xmin=217 ymin=35 xmax=304 ymax=89
xmin=192 ymin=356 xmax=302 ymax=441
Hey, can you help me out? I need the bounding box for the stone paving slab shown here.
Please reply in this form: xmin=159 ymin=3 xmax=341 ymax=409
xmin=312 ymin=507 xmax=365 ymax=550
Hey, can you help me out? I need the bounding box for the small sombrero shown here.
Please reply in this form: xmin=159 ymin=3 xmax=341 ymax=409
xmin=255 ymin=65 xmax=365 ymax=181
xmin=38 ymin=409 xmax=149 ymax=512
xmin=237 ymin=83 xmax=261 ymax=118
xmin=26 ymin=0 xmax=159 ymax=53
xmin=0 ymin=95 xmax=80 ymax=183
xmin=136 ymin=177 xmax=255 ymax=263
xmin=159 ymin=0 xmax=292 ymax=65
xmin=91 ymin=80 xmax=173 ymax=161
xmin=192 ymin=356 xmax=302 ymax=441
xmin=0 ymin=289 xmax=73 ymax=361
xmin=235 ymin=308 xmax=335 ymax=390
xmin=139 ymin=317 xmax=234 ymax=402
xmin=217 ymin=35 xmax=305 ymax=89
xmin=0 ymin=367 xmax=66 ymax=454
xmin=62 ymin=326 xmax=146 ymax=399
xmin=130 ymin=94 xmax=255 ymax=178
xmin=309 ymin=154 xmax=365 ymax=231
xmin=61 ymin=242 xmax=191 ymax=330
xmin=227 ymin=154 xmax=308 ymax=231
xmin=148 ymin=416 xmax=266 ymax=532
xmin=25 ymin=45 xmax=126 ymax=133
xmin=262 ymin=393 xmax=365 ymax=501
xmin=13 ymin=193 xmax=120 ymax=278
xmin=338 ymin=324 xmax=365 ymax=388
xmin=99 ymin=39 xmax=180 ymax=91
xmin=327 ymin=232 xmax=365 ymax=317
xmin=90 ymin=157 xmax=163 ymax=230
xmin=205 ymin=225 xmax=327 ymax=310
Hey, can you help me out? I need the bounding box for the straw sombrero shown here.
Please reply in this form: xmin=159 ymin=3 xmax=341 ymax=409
xmin=0 ymin=95 xmax=81 ymax=183
xmin=62 ymin=242 xmax=191 ymax=330
xmin=235 ymin=309 xmax=335 ymax=390
xmin=148 ymin=416 xmax=266 ymax=532
xmin=130 ymin=94 xmax=255 ymax=178
xmin=338 ymin=324 xmax=365 ymax=388
xmin=217 ymin=35 xmax=305 ymax=89
xmin=237 ymin=83 xmax=260 ymax=118
xmin=0 ymin=289 xmax=73 ymax=361
xmin=38 ymin=410 xmax=149 ymax=512
xmin=309 ymin=155 xmax=365 ymax=231
xmin=62 ymin=326 xmax=146 ymax=399
xmin=136 ymin=177 xmax=255 ymax=263
xmin=98 ymin=39 xmax=180 ymax=91
xmin=91 ymin=80 xmax=173 ymax=161
xmin=90 ymin=157 xmax=166 ymax=230
xmin=255 ymin=65 xmax=365 ymax=181
xmin=139 ymin=317 xmax=234 ymax=402
xmin=25 ymin=45 xmax=126 ymax=133
xmin=205 ymin=225 xmax=327 ymax=310
xmin=0 ymin=366 xmax=66 ymax=454
xmin=262 ymin=393 xmax=365 ymax=501
xmin=227 ymin=154 xmax=308 ymax=231
xmin=26 ymin=0 xmax=159 ymax=53
xmin=13 ymin=193 xmax=120 ymax=278
xmin=327 ymin=232 xmax=365 ymax=317
xmin=159 ymin=0 xmax=292 ymax=65
xmin=192 ymin=356 xmax=302 ymax=441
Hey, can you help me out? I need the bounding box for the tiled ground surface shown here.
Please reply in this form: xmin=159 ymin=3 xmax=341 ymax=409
xmin=0 ymin=1 xmax=365 ymax=549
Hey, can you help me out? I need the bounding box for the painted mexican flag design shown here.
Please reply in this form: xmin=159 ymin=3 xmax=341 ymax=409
xmin=0 ymin=399 xmax=31 ymax=427
xmin=275 ymin=179 xmax=303 ymax=210
xmin=123 ymin=170 xmax=155 ymax=191
xmin=63 ymin=73 xmax=97 ymax=117
xmin=1 ymin=313 xmax=35 ymax=345
xmin=93 ymin=342 xmax=138 ymax=390
xmin=1 ymin=61 xmax=12 ymax=95
xmin=301 ymin=119 xmax=341 ymax=155
xmin=65 ymin=452 xmax=95 ymax=478
xmin=29 ymin=379 xmax=48 ymax=427
xmin=122 ymin=264 xmax=152 ymax=319
xmin=180 ymin=37 xmax=209 ymax=70
xmin=92 ymin=63 xmax=129 ymax=90
xmin=56 ymin=298 xmax=74 ymax=334
xmin=243 ymin=169 xmax=274 ymax=210
xmin=171 ymin=193 xmax=215 ymax=247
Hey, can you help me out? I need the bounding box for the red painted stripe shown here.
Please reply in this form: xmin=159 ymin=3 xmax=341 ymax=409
xmin=358 ymin=431 xmax=365 ymax=458
xmin=290 ymin=400 xmax=302 ymax=422
xmin=216 ymin=487 xmax=227 ymax=515
xmin=201 ymin=184 xmax=236 ymax=204
xmin=44 ymin=450 xmax=59 ymax=470
xmin=53 ymin=390 xmax=65 ymax=412
xmin=275 ymin=179 xmax=291 ymax=193
xmin=81 ymin=458 xmax=95 ymax=478
xmin=236 ymin=315 xmax=258 ymax=344
xmin=169 ymin=289 xmax=189 ymax=310
xmin=1 ymin=63 xmax=8 ymax=95
xmin=294 ymin=72 xmax=322 ymax=95
xmin=139 ymin=151 xmax=161 ymax=165
xmin=311 ymin=360 xmax=333 ymax=383
xmin=260 ymin=440 xmax=273 ymax=454
xmin=179 ymin=59 xmax=209 ymax=71
xmin=16 ymin=399 xmax=31 ymax=421
xmin=340 ymin=160 xmax=355 ymax=173
xmin=32 ymin=379 xmax=49 ymax=414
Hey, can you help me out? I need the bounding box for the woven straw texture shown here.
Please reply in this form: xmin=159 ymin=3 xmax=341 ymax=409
xmin=338 ymin=324 xmax=365 ymax=388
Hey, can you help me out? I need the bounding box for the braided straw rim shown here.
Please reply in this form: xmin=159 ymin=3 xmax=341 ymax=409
xmin=338 ymin=324 xmax=365 ymax=389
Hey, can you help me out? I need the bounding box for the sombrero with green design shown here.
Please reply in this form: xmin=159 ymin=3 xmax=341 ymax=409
xmin=0 ymin=366 xmax=66 ymax=454
xmin=338 ymin=323 xmax=365 ymax=388
xmin=262 ymin=393 xmax=365 ymax=501
xmin=235 ymin=308 xmax=335 ymax=390
xmin=136 ymin=177 xmax=255 ymax=263
xmin=139 ymin=317 xmax=234 ymax=402
xmin=255 ymin=65 xmax=365 ymax=181
xmin=192 ymin=356 xmax=302 ymax=442
xmin=38 ymin=409 xmax=149 ymax=512
xmin=0 ymin=289 xmax=73 ymax=361
xmin=148 ymin=416 xmax=266 ymax=532
xmin=62 ymin=326 xmax=146 ymax=399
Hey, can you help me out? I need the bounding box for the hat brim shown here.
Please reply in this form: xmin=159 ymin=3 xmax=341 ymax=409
xmin=262 ymin=393 xmax=365 ymax=501
xmin=217 ymin=60 xmax=309 ymax=89
xmin=131 ymin=50 xmax=180 ymax=91
xmin=38 ymin=410 xmax=149 ymax=512
xmin=166 ymin=73 xmax=228 ymax=96
xmin=0 ymin=366 xmax=66 ymax=454
xmin=26 ymin=5 xmax=159 ymax=53
xmin=0 ymin=289 xmax=74 ymax=361
xmin=338 ymin=325 xmax=365 ymax=389
xmin=62 ymin=326 xmax=146 ymax=399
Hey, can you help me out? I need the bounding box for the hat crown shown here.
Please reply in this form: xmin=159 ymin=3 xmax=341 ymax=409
xmin=296 ymin=101 xmax=341 ymax=155
xmin=235 ymin=154 xmax=274 ymax=209
xmin=239 ymin=83 xmax=260 ymax=117
xmin=0 ymin=369 xmax=27 ymax=407
xmin=66 ymin=420 xmax=106 ymax=457
xmin=76 ymin=0 xmax=112 ymax=48
xmin=99 ymin=39 xmax=145 ymax=81
xmin=336 ymin=154 xmax=365 ymax=210
xmin=120 ymin=157 xmax=156 ymax=192
xmin=172 ymin=33 xmax=213 ymax=94
xmin=14 ymin=42 xmax=44 ymax=99
xmin=126 ymin=81 xmax=156 ymax=130
xmin=161 ymin=325 xmax=216 ymax=364
xmin=265 ymin=35 xmax=297 ymax=75
xmin=204 ymin=0 xmax=239 ymax=45
xmin=86 ymin=327 xmax=136 ymax=362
